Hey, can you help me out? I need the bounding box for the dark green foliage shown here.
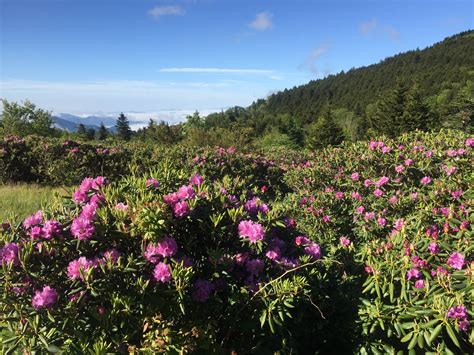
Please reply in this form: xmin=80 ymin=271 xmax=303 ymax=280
xmin=76 ymin=123 xmax=87 ymax=138
xmin=306 ymin=107 xmax=345 ymax=149
xmin=115 ymin=113 xmax=132 ymax=141
xmin=98 ymin=122 xmax=108 ymax=140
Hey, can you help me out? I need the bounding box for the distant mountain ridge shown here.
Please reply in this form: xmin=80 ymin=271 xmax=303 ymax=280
xmin=52 ymin=114 xmax=117 ymax=133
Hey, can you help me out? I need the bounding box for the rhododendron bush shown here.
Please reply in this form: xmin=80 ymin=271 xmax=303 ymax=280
xmin=1 ymin=129 xmax=472 ymax=353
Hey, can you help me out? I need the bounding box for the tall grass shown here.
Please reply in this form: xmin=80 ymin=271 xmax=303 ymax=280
xmin=0 ymin=184 xmax=66 ymax=223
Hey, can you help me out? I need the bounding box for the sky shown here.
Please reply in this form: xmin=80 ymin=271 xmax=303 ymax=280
xmin=0 ymin=0 xmax=473 ymax=120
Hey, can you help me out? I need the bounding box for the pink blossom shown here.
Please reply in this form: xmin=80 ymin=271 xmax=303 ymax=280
xmin=350 ymin=172 xmax=360 ymax=181
xmin=420 ymin=176 xmax=432 ymax=185
xmin=173 ymin=201 xmax=190 ymax=218
xmin=355 ymin=206 xmax=365 ymax=214
xmin=388 ymin=196 xmax=398 ymax=204
xmin=394 ymin=219 xmax=405 ymax=231
xmin=375 ymin=176 xmax=390 ymax=187
xmin=381 ymin=146 xmax=391 ymax=154
xmin=339 ymin=237 xmax=351 ymax=247
xmin=335 ymin=191 xmax=344 ymax=199
xmin=414 ymin=279 xmax=425 ymax=288
xmin=373 ymin=189 xmax=383 ymax=197
xmin=153 ymin=262 xmax=171 ymax=283
xmin=67 ymin=257 xmax=96 ymax=280
xmin=176 ymin=185 xmax=195 ymax=200
xmin=395 ymin=165 xmax=405 ymax=173
xmin=23 ymin=210 xmax=43 ymax=229
xmin=70 ymin=217 xmax=95 ymax=240
xmin=29 ymin=226 xmax=43 ymax=240
xmin=351 ymin=192 xmax=362 ymax=201
xmin=364 ymin=179 xmax=372 ymax=187
xmin=428 ymin=242 xmax=439 ymax=254
xmin=406 ymin=268 xmax=420 ymax=280
xmin=447 ymin=305 xmax=467 ymax=320
xmin=42 ymin=220 xmax=62 ymax=239
xmin=103 ymin=249 xmax=120 ymax=263
xmin=404 ymin=158 xmax=413 ymax=166
xmin=163 ymin=192 xmax=179 ymax=205
xmin=265 ymin=248 xmax=281 ymax=260
xmin=189 ymin=173 xmax=203 ymax=186
xmin=32 ymin=286 xmax=58 ymax=309
xmin=155 ymin=236 xmax=178 ymax=258
xmin=447 ymin=252 xmax=465 ymax=270
xmin=146 ymin=178 xmax=159 ymax=188
xmin=1 ymin=243 xmax=19 ymax=266
xmin=451 ymin=190 xmax=463 ymax=199
xmin=465 ymin=137 xmax=473 ymax=147
xmin=377 ymin=217 xmax=387 ymax=226
xmin=238 ymin=220 xmax=265 ymax=243
xmin=364 ymin=212 xmax=375 ymax=221
xmin=80 ymin=202 xmax=98 ymax=220
xmin=295 ymin=235 xmax=310 ymax=246
xmin=115 ymin=202 xmax=128 ymax=211
xmin=304 ymin=243 xmax=321 ymax=260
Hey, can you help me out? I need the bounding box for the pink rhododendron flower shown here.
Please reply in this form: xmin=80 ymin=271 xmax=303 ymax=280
xmin=32 ymin=286 xmax=58 ymax=309
xmin=377 ymin=217 xmax=387 ymax=226
xmin=339 ymin=236 xmax=350 ymax=247
xmin=447 ymin=305 xmax=467 ymax=320
xmin=29 ymin=226 xmax=43 ymax=240
xmin=447 ymin=252 xmax=465 ymax=270
xmin=67 ymin=257 xmax=96 ymax=280
xmin=1 ymin=243 xmax=19 ymax=266
xmin=465 ymin=137 xmax=473 ymax=147
xmin=155 ymin=236 xmax=178 ymax=258
xmin=394 ymin=219 xmax=405 ymax=231
xmin=364 ymin=212 xmax=375 ymax=221
xmin=364 ymin=179 xmax=372 ymax=187
xmin=153 ymin=262 xmax=171 ymax=283
xmin=373 ymin=189 xmax=383 ymax=197
xmin=176 ymin=185 xmax=195 ymax=200
xmin=395 ymin=165 xmax=405 ymax=173
xmin=71 ymin=217 xmax=95 ymax=240
xmin=381 ymin=146 xmax=391 ymax=154
xmin=115 ymin=202 xmax=128 ymax=211
xmin=80 ymin=202 xmax=98 ymax=220
xmin=295 ymin=235 xmax=310 ymax=246
xmin=355 ymin=206 xmax=365 ymax=214
xmin=189 ymin=173 xmax=203 ymax=186
xmin=23 ymin=210 xmax=43 ymax=229
xmin=42 ymin=220 xmax=61 ymax=239
xmin=406 ymin=268 xmax=420 ymax=280
xmin=238 ymin=220 xmax=265 ymax=243
xmin=388 ymin=196 xmax=398 ymax=204
xmin=404 ymin=158 xmax=413 ymax=166
xmin=420 ymin=176 xmax=432 ymax=185
xmin=351 ymin=192 xmax=362 ymax=201
xmin=428 ymin=242 xmax=439 ymax=254
xmin=163 ymin=192 xmax=179 ymax=205
xmin=173 ymin=201 xmax=190 ymax=218
xmin=414 ymin=279 xmax=425 ymax=288
xmin=375 ymin=176 xmax=390 ymax=187
xmin=103 ymin=249 xmax=120 ymax=263
xmin=350 ymin=172 xmax=360 ymax=181
xmin=146 ymin=178 xmax=159 ymax=188
xmin=265 ymin=248 xmax=281 ymax=260
xmin=304 ymin=243 xmax=321 ymax=260
xmin=335 ymin=191 xmax=344 ymax=199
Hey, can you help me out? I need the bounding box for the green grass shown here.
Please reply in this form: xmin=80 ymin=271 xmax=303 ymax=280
xmin=0 ymin=184 xmax=65 ymax=223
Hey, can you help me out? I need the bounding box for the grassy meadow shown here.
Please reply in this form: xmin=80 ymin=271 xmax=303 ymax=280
xmin=0 ymin=185 xmax=65 ymax=223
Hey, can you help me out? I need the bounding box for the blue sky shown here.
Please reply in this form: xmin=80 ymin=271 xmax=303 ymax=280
xmin=0 ymin=0 xmax=472 ymax=116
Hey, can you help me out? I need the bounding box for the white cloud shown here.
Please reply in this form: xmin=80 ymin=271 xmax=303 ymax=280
xmin=159 ymin=67 xmax=274 ymax=74
xmin=248 ymin=11 xmax=273 ymax=31
xmin=359 ymin=19 xmax=377 ymax=35
xmin=0 ymin=79 xmax=263 ymax=115
xmin=148 ymin=6 xmax=185 ymax=19
xmin=299 ymin=43 xmax=330 ymax=74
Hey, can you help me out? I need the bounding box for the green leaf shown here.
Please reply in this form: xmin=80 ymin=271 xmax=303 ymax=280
xmin=445 ymin=323 xmax=461 ymax=349
xmin=401 ymin=331 xmax=413 ymax=343
xmin=428 ymin=323 xmax=442 ymax=344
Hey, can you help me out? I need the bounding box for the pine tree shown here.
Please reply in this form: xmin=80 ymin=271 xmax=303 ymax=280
xmin=115 ymin=113 xmax=132 ymax=141
xmin=85 ymin=128 xmax=96 ymax=141
xmin=370 ymin=80 xmax=409 ymax=137
xmin=77 ymin=123 xmax=87 ymax=138
xmin=306 ymin=107 xmax=344 ymax=149
xmin=403 ymin=83 xmax=433 ymax=131
xmin=98 ymin=122 xmax=108 ymax=140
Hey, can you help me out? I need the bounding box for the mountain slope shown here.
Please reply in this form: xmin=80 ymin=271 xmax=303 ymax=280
xmin=251 ymin=30 xmax=474 ymax=123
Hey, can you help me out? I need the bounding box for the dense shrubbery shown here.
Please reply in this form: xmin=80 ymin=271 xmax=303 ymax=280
xmin=1 ymin=129 xmax=472 ymax=353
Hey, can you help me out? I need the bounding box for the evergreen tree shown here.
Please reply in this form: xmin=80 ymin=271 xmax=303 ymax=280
xmin=115 ymin=113 xmax=132 ymax=141
xmin=370 ymin=80 xmax=409 ymax=137
xmin=98 ymin=122 xmax=108 ymax=140
xmin=77 ymin=123 xmax=87 ymax=138
xmin=85 ymin=128 xmax=96 ymax=141
xmin=403 ymin=83 xmax=433 ymax=131
xmin=306 ymin=107 xmax=344 ymax=149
